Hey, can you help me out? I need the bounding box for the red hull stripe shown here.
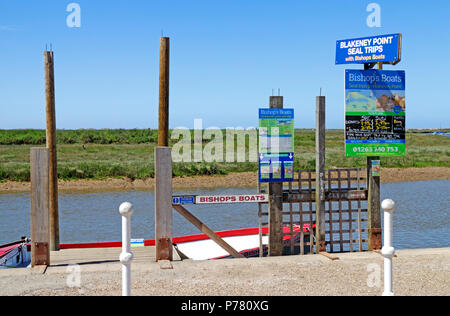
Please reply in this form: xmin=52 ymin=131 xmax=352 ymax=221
xmin=58 ymin=225 xmax=314 ymax=250
xmin=59 ymin=227 xmax=267 ymax=250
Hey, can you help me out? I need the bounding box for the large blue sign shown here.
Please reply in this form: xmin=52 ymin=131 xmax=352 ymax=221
xmin=336 ymin=34 xmax=401 ymax=65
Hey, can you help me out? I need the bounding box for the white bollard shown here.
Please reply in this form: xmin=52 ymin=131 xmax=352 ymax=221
xmin=381 ymin=199 xmax=395 ymax=296
xmin=119 ymin=202 xmax=134 ymax=296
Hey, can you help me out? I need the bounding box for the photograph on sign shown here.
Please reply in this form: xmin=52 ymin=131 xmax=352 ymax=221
xmin=345 ymin=69 xmax=406 ymax=157
xmin=336 ymin=33 xmax=401 ymax=65
xmin=258 ymin=108 xmax=295 ymax=183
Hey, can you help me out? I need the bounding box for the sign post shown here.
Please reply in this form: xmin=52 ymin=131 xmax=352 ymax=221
xmin=258 ymin=96 xmax=295 ymax=256
xmin=336 ymin=33 xmax=405 ymax=250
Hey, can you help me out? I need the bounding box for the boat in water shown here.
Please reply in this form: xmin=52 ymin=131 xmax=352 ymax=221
xmin=1 ymin=225 xmax=313 ymax=266
xmin=0 ymin=237 xmax=31 ymax=269
xmin=59 ymin=224 xmax=314 ymax=261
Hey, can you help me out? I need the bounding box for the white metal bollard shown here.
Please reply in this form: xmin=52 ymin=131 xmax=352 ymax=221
xmin=119 ymin=202 xmax=134 ymax=296
xmin=381 ymin=199 xmax=395 ymax=296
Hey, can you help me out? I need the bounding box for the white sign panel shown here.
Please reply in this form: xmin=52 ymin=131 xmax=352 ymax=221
xmin=195 ymin=194 xmax=269 ymax=204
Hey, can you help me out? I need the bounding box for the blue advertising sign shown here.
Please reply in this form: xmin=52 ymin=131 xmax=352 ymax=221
xmin=336 ymin=33 xmax=401 ymax=65
xmin=258 ymin=108 xmax=294 ymax=183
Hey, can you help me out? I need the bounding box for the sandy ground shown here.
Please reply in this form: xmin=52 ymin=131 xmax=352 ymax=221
xmin=0 ymin=248 xmax=448 ymax=296
xmin=0 ymin=167 xmax=449 ymax=193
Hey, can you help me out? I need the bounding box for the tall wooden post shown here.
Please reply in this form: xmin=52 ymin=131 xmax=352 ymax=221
xmin=315 ymin=96 xmax=326 ymax=253
xmin=44 ymin=51 xmax=59 ymax=251
xmin=158 ymin=37 xmax=170 ymax=147
xmin=30 ymin=148 xmax=50 ymax=267
xmin=268 ymin=96 xmax=284 ymax=256
xmin=155 ymin=147 xmax=173 ymax=261
xmin=367 ymin=62 xmax=382 ymax=250
xmin=155 ymin=37 xmax=172 ymax=261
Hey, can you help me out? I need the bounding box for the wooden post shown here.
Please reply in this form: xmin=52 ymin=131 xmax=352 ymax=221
xmin=268 ymin=96 xmax=284 ymax=256
xmin=30 ymin=148 xmax=50 ymax=267
xmin=155 ymin=147 xmax=173 ymax=261
xmin=367 ymin=62 xmax=383 ymax=250
xmin=315 ymin=96 xmax=326 ymax=253
xmin=44 ymin=50 xmax=60 ymax=251
xmin=172 ymin=205 xmax=245 ymax=259
xmin=158 ymin=37 xmax=170 ymax=147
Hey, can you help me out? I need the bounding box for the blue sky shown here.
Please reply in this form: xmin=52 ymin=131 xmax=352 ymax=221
xmin=0 ymin=0 xmax=449 ymax=129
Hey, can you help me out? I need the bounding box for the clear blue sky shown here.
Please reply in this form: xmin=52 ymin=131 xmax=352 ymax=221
xmin=1 ymin=0 xmax=449 ymax=129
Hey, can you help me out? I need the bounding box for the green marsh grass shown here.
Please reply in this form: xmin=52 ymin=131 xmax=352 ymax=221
xmin=0 ymin=129 xmax=448 ymax=182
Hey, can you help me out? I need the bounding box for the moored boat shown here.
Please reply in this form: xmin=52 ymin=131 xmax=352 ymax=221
xmin=0 ymin=237 xmax=31 ymax=269
xmin=59 ymin=225 xmax=314 ymax=261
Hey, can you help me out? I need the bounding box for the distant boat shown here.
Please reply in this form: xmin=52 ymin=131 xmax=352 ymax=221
xmin=0 ymin=237 xmax=30 ymax=269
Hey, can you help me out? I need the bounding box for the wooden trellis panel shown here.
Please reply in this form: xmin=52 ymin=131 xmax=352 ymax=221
xmin=258 ymin=168 xmax=369 ymax=256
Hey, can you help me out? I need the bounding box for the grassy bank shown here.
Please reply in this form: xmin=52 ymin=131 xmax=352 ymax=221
xmin=0 ymin=129 xmax=449 ymax=182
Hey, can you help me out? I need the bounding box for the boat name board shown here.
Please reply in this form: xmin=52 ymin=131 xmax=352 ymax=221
xmin=172 ymin=194 xmax=269 ymax=205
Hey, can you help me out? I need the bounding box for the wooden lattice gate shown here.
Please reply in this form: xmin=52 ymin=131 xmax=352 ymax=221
xmin=258 ymin=168 xmax=369 ymax=255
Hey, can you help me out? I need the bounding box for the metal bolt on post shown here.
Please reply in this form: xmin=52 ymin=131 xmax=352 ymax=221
xmin=119 ymin=202 xmax=134 ymax=296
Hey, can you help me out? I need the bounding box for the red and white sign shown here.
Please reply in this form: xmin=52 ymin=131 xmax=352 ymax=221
xmin=195 ymin=194 xmax=269 ymax=204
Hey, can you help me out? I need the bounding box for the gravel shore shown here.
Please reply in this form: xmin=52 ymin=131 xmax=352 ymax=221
xmin=1 ymin=248 xmax=448 ymax=296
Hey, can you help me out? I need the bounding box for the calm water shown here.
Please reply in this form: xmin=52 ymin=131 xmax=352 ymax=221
xmin=0 ymin=180 xmax=449 ymax=250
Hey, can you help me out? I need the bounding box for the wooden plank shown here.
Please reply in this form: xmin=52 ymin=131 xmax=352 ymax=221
xmin=328 ymin=240 xmax=369 ymax=245
xmin=30 ymin=148 xmax=50 ymax=267
xmin=172 ymin=204 xmax=245 ymax=259
xmin=44 ymin=51 xmax=60 ymax=251
xmin=257 ymin=181 xmax=264 ymax=258
xmin=288 ymin=182 xmax=294 ymax=254
xmin=326 ymin=218 xmax=368 ymax=224
xmin=337 ymin=170 xmax=343 ymax=252
xmin=357 ymin=169 xmax=363 ymax=252
xmin=328 ymin=169 xmax=333 ymax=253
xmin=308 ymin=171 xmax=314 ymax=254
xmin=299 ymin=171 xmax=304 ymax=255
xmin=347 ymin=170 xmax=353 ymax=252
xmin=315 ymin=96 xmax=326 ymax=253
xmin=155 ymin=147 xmax=173 ymax=261
xmin=319 ymin=252 xmax=339 ymax=261
xmin=329 ymin=229 xmax=369 ymax=234
xmin=282 ymin=189 xmax=368 ymax=203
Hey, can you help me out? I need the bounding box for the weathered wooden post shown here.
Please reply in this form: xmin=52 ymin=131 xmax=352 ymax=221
xmin=315 ymin=96 xmax=326 ymax=253
xmin=268 ymin=96 xmax=284 ymax=256
xmin=44 ymin=50 xmax=60 ymax=251
xmin=30 ymin=148 xmax=50 ymax=267
xmin=366 ymin=62 xmax=382 ymax=250
xmin=155 ymin=37 xmax=172 ymax=261
xmin=158 ymin=37 xmax=170 ymax=147
xmin=155 ymin=147 xmax=173 ymax=261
